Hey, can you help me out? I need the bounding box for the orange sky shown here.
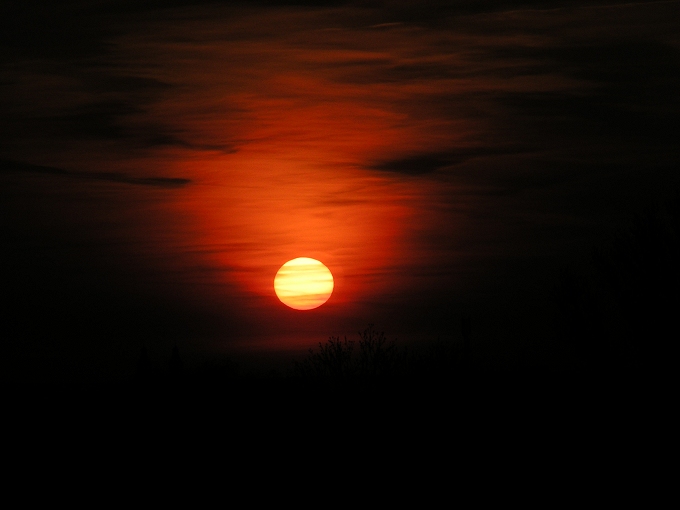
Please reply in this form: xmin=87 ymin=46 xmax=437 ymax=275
xmin=2 ymin=1 xmax=680 ymax=379
xmin=92 ymin=6 xmax=489 ymax=339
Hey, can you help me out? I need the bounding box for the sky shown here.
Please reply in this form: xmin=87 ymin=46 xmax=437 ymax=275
xmin=1 ymin=0 xmax=679 ymax=382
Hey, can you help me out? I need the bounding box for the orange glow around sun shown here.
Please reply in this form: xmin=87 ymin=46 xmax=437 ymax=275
xmin=274 ymin=258 xmax=334 ymax=310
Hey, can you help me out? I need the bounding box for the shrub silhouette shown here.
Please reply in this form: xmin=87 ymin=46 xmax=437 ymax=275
xmin=294 ymin=335 xmax=355 ymax=382
xmin=293 ymin=325 xmax=403 ymax=385
xmin=356 ymin=325 xmax=400 ymax=381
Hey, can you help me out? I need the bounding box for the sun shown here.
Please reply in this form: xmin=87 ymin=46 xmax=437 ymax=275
xmin=274 ymin=257 xmax=334 ymax=310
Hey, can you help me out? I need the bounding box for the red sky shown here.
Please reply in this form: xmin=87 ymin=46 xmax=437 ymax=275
xmin=1 ymin=1 xmax=679 ymax=380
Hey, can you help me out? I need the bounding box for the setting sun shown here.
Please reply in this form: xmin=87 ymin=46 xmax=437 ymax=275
xmin=274 ymin=258 xmax=334 ymax=310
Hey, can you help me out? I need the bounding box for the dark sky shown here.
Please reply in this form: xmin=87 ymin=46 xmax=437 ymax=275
xmin=2 ymin=0 xmax=679 ymax=382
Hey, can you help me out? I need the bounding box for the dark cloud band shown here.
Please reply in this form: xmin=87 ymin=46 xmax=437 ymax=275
xmin=0 ymin=159 xmax=191 ymax=188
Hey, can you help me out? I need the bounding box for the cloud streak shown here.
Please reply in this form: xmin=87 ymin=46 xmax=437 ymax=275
xmin=0 ymin=159 xmax=191 ymax=188
xmin=371 ymin=147 xmax=531 ymax=175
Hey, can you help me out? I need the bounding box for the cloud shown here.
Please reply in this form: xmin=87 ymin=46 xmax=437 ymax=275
xmin=0 ymin=159 xmax=191 ymax=188
xmin=36 ymin=99 xmax=234 ymax=153
xmin=370 ymin=147 xmax=530 ymax=175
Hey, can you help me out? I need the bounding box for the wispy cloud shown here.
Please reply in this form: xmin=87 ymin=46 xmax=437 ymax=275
xmin=0 ymin=159 xmax=191 ymax=188
xmin=371 ymin=147 xmax=531 ymax=175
